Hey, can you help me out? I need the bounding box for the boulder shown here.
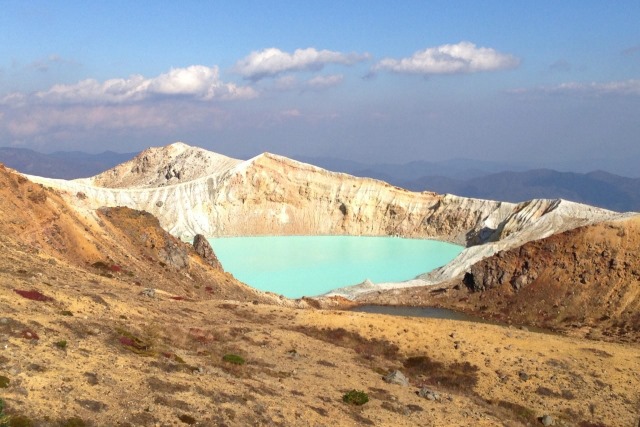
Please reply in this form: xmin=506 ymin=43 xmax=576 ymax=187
xmin=541 ymin=414 xmax=554 ymax=426
xmin=158 ymin=242 xmax=189 ymax=270
xmin=383 ymin=370 xmax=409 ymax=386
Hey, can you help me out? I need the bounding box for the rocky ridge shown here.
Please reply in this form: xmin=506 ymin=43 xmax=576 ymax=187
xmin=26 ymin=143 xmax=632 ymax=296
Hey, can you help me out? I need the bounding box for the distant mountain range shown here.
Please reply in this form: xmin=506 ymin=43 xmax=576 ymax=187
xmin=394 ymin=169 xmax=640 ymax=214
xmin=0 ymin=147 xmax=136 ymax=179
xmin=295 ymin=156 xmax=640 ymax=213
xmin=1 ymin=147 xmax=638 ymax=213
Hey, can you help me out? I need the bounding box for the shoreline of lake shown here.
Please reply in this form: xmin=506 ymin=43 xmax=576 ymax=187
xmin=208 ymin=235 xmax=463 ymax=299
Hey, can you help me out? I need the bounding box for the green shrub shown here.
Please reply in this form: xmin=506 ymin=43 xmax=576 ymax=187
xmin=54 ymin=340 xmax=67 ymax=350
xmin=6 ymin=415 xmax=33 ymax=427
xmin=0 ymin=376 xmax=9 ymax=388
xmin=0 ymin=398 xmax=7 ymax=427
xmin=222 ymin=354 xmax=245 ymax=365
xmin=60 ymin=417 xmax=86 ymax=427
xmin=342 ymin=389 xmax=369 ymax=406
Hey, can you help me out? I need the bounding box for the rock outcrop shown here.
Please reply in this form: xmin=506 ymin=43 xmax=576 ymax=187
xmin=193 ymin=233 xmax=222 ymax=270
xmin=457 ymin=216 xmax=640 ymax=340
xmin=355 ymin=215 xmax=640 ymax=342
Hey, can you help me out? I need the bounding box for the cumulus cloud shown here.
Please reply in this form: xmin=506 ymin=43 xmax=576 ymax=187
xmin=373 ymin=41 xmax=520 ymax=75
xmin=511 ymin=79 xmax=640 ymax=97
xmin=234 ymin=48 xmax=369 ymax=80
xmin=1 ymin=65 xmax=257 ymax=105
xmin=307 ymin=74 xmax=344 ymax=89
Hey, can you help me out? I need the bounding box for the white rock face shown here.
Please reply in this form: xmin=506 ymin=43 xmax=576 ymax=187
xmin=26 ymin=142 xmax=631 ymax=296
xmin=78 ymin=142 xmax=242 ymax=188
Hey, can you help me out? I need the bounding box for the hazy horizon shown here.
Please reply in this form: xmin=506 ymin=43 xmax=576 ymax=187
xmin=1 ymin=1 xmax=639 ymax=176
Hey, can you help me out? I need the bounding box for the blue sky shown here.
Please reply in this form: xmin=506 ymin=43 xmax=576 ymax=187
xmin=1 ymin=1 xmax=639 ymax=175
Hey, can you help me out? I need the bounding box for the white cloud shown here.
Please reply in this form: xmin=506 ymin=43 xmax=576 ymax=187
xmin=373 ymin=41 xmax=520 ymax=75
xmin=1 ymin=65 xmax=257 ymax=105
xmin=511 ymin=79 xmax=640 ymax=96
xmin=234 ymin=48 xmax=369 ymax=80
xmin=307 ymin=74 xmax=344 ymax=89
xmin=0 ymin=101 xmax=230 ymax=141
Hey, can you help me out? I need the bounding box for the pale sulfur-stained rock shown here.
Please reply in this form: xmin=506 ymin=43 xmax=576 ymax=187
xmin=24 ymin=142 xmax=633 ymax=297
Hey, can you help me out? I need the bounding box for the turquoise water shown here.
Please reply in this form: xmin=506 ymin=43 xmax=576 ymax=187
xmin=208 ymin=236 xmax=463 ymax=298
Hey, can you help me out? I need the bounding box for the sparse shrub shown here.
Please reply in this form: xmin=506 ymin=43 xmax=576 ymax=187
xmin=0 ymin=398 xmax=7 ymax=427
xmin=54 ymin=340 xmax=67 ymax=350
xmin=343 ymin=389 xmax=369 ymax=406
xmin=13 ymin=289 xmax=53 ymax=302
xmin=403 ymin=356 xmax=479 ymax=391
xmin=178 ymin=414 xmax=196 ymax=425
xmin=6 ymin=415 xmax=33 ymax=427
xmin=222 ymin=354 xmax=245 ymax=365
xmin=60 ymin=310 xmax=73 ymax=316
xmin=0 ymin=398 xmax=5 ymax=425
xmin=60 ymin=417 xmax=87 ymax=427
xmin=91 ymin=261 xmax=109 ymax=270
xmin=296 ymin=327 xmax=399 ymax=361
xmin=0 ymin=376 xmax=10 ymax=388
xmin=497 ymin=401 xmax=537 ymax=424
xmin=116 ymin=328 xmax=154 ymax=356
xmin=162 ymin=352 xmax=186 ymax=364
xmin=536 ymin=386 xmax=556 ymax=397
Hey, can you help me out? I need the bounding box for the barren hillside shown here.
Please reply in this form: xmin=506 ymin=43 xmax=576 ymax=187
xmin=356 ymin=216 xmax=640 ymax=342
xmin=1 ymin=165 xmax=639 ymax=426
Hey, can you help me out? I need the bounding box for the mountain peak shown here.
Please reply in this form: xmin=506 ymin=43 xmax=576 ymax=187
xmin=85 ymin=142 xmax=241 ymax=188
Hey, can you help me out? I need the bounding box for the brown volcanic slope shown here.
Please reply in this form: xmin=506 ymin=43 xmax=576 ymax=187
xmin=358 ymin=216 xmax=640 ymax=342
xmin=1 ymin=164 xmax=640 ymax=426
xmin=0 ymin=164 xmax=268 ymax=303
